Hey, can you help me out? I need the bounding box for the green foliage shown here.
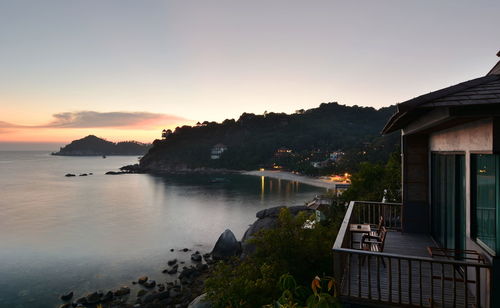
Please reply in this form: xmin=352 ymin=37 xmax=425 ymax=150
xmin=205 ymin=208 xmax=344 ymax=308
xmin=250 ymin=210 xmax=339 ymax=284
xmin=341 ymin=149 xmax=401 ymax=202
xmin=381 ymin=150 xmax=402 ymax=202
xmin=205 ymin=260 xmax=279 ymax=308
xmin=265 ymin=275 xmax=342 ymax=308
xmin=139 ymin=102 xmax=399 ymax=171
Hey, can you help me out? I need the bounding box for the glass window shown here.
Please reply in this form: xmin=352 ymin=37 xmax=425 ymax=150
xmin=431 ymin=154 xmax=465 ymax=252
xmin=472 ymin=154 xmax=497 ymax=253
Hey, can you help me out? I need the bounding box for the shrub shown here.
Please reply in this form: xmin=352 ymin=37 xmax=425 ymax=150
xmin=205 ymin=207 xmax=343 ymax=308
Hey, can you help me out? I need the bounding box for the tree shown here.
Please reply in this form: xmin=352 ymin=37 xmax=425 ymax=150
xmin=341 ymin=149 xmax=401 ymax=203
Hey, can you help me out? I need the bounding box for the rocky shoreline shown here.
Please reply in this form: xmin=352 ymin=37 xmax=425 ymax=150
xmin=56 ymin=205 xmax=311 ymax=308
xmin=119 ymin=164 xmax=242 ymax=175
xmin=57 ymin=248 xmax=213 ymax=308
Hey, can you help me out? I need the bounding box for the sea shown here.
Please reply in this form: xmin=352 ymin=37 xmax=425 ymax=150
xmin=0 ymin=151 xmax=324 ymax=307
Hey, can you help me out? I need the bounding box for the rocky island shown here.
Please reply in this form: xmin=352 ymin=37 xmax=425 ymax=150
xmin=52 ymin=135 xmax=151 ymax=156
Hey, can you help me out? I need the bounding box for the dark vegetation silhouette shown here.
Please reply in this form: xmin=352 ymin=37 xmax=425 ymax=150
xmin=139 ymin=102 xmax=399 ymax=174
xmin=53 ymin=135 xmax=151 ymax=156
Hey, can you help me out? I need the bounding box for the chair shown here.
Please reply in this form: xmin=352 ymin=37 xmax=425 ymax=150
xmin=361 ymin=226 xmax=387 ymax=267
xmin=369 ymin=216 xmax=384 ymax=237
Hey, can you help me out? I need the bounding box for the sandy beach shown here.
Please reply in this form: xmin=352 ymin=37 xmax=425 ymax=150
xmin=243 ymin=170 xmax=338 ymax=190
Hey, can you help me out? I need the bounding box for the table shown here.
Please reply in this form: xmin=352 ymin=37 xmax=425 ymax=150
xmin=349 ymin=224 xmax=371 ymax=249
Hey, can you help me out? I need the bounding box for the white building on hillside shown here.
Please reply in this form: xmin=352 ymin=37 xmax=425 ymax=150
xmin=211 ymin=143 xmax=227 ymax=159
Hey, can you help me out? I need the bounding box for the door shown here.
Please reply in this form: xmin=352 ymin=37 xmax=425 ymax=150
xmin=431 ymin=153 xmax=465 ymax=254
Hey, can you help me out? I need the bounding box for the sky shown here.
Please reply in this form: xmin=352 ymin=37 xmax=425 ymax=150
xmin=1 ymin=0 xmax=499 ymax=149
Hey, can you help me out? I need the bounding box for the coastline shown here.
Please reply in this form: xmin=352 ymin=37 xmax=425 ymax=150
xmin=243 ymin=170 xmax=337 ymax=190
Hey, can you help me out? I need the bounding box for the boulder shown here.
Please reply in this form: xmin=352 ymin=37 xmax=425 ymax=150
xmin=101 ymin=291 xmax=113 ymax=302
xmin=241 ymin=206 xmax=312 ymax=257
xmin=169 ymin=288 xmax=180 ymax=298
xmin=143 ymin=280 xmax=156 ymax=288
xmin=113 ymin=286 xmax=130 ymax=296
xmin=211 ymin=229 xmax=241 ymax=260
xmin=188 ymin=293 xmax=212 ymax=308
xmin=105 ymin=171 xmax=125 ymax=175
xmin=195 ymin=263 xmax=208 ymax=272
xmin=75 ymin=296 xmax=88 ymax=305
xmin=141 ymin=291 xmax=170 ymax=304
xmin=138 ymin=276 xmax=148 ymax=284
xmin=65 ymin=173 xmax=76 ymax=177
xmin=191 ymin=253 xmax=202 ymax=262
xmin=255 ymin=206 xmax=286 ymax=219
xmin=60 ymin=291 xmax=73 ymax=301
xmin=137 ymin=289 xmax=147 ymax=297
xmin=85 ymin=292 xmax=101 ymax=304
xmin=167 ymin=259 xmax=177 ymax=266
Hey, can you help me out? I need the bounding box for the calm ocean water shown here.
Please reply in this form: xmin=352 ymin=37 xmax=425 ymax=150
xmin=0 ymin=151 xmax=324 ymax=307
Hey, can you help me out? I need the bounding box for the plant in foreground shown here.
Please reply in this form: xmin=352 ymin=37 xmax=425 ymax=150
xmin=266 ymin=274 xmax=342 ymax=308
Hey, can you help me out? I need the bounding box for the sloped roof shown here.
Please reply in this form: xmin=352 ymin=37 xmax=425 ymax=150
xmin=382 ymin=74 xmax=500 ymax=134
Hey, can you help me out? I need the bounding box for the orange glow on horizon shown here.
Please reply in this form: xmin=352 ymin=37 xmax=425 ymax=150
xmin=0 ymin=122 xmax=193 ymax=144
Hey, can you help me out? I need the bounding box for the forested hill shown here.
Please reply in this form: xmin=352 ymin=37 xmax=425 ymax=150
xmin=53 ymin=135 xmax=151 ymax=156
xmin=139 ymin=102 xmax=400 ymax=173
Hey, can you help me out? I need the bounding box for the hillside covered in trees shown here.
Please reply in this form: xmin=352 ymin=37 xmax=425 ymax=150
xmin=138 ymin=102 xmax=399 ymax=174
xmin=53 ymin=135 xmax=151 ymax=156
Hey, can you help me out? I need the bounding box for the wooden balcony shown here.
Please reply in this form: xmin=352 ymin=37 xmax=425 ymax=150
xmin=333 ymin=201 xmax=492 ymax=308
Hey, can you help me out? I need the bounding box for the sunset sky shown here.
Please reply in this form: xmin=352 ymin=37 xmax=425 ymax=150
xmin=1 ymin=0 xmax=499 ymax=149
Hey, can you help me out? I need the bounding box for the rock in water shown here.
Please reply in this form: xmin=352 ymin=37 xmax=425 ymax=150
xmin=211 ymin=229 xmax=241 ymax=260
xmin=60 ymin=291 xmax=73 ymax=301
xmin=113 ymin=286 xmax=130 ymax=296
xmin=143 ymin=280 xmax=156 ymax=288
xmin=85 ymin=292 xmax=101 ymax=304
xmin=188 ymin=293 xmax=212 ymax=308
xmin=167 ymin=259 xmax=177 ymax=266
xmin=101 ymin=291 xmax=113 ymax=302
xmin=191 ymin=252 xmax=202 ymax=262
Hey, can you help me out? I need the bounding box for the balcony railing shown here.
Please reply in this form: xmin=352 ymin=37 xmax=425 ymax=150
xmin=333 ymin=201 xmax=492 ymax=308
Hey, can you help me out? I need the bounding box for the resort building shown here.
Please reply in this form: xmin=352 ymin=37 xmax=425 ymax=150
xmin=311 ymin=160 xmax=329 ymax=168
xmin=274 ymin=147 xmax=293 ymax=157
xmin=329 ymin=151 xmax=344 ymax=162
xmin=333 ymin=53 xmax=500 ymax=307
xmin=210 ymin=143 xmax=227 ymax=160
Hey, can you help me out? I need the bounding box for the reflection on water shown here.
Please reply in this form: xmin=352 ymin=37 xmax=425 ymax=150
xmin=0 ymin=152 xmax=323 ymax=308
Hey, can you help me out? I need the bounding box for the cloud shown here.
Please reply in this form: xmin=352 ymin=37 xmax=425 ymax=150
xmin=0 ymin=121 xmax=21 ymax=134
xmin=0 ymin=121 xmax=19 ymax=128
xmin=0 ymin=111 xmax=188 ymax=132
xmin=44 ymin=111 xmax=187 ymax=128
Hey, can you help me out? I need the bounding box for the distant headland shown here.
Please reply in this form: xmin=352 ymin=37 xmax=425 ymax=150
xmin=52 ymin=135 xmax=151 ymax=156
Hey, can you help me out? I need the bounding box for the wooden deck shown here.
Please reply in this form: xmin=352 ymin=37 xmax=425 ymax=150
xmin=341 ymin=231 xmax=477 ymax=307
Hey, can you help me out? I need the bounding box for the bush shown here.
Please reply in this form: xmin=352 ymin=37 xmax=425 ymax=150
xmin=341 ymin=149 xmax=401 ymax=203
xmin=205 ymin=208 xmax=343 ymax=308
